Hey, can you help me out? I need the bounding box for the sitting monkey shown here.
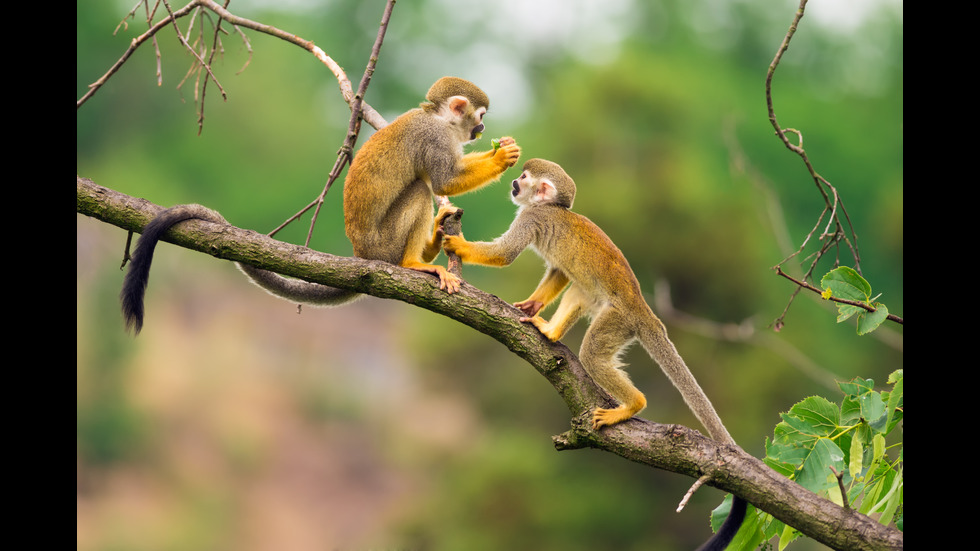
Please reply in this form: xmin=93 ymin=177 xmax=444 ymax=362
xmin=121 ymin=77 xmax=520 ymax=334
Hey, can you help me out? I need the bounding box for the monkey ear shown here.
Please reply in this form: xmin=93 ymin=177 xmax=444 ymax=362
xmin=535 ymin=180 xmax=557 ymax=203
xmin=448 ymin=96 xmax=470 ymax=117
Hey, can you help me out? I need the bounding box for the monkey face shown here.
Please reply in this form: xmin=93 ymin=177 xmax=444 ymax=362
xmin=512 ymin=161 xmax=576 ymax=209
xmin=510 ymin=170 xmax=545 ymax=205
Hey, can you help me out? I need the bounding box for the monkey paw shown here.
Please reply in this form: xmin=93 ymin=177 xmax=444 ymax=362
xmin=592 ymin=406 xmax=633 ymax=430
xmin=493 ymin=138 xmax=521 ymax=168
xmin=435 ymin=205 xmax=461 ymax=224
xmin=442 ymin=234 xmax=464 ymax=255
xmin=438 ymin=269 xmax=462 ymax=294
xmin=518 ymin=315 xmax=560 ymax=341
xmin=514 ymin=299 xmax=544 ymax=317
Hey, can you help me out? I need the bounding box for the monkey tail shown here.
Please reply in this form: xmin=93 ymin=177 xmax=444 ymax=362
xmin=236 ymin=263 xmax=362 ymax=307
xmin=635 ymin=307 xmax=747 ymax=550
xmin=635 ymin=308 xmax=732 ymax=444
xmin=696 ymin=495 xmax=748 ymax=551
xmin=121 ymin=204 xmax=227 ymax=335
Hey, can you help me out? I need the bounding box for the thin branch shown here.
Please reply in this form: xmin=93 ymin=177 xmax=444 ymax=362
xmin=160 ymin=0 xmax=227 ymax=105
xmin=78 ymin=0 xmax=385 ymax=129
xmin=77 ymin=176 xmax=903 ymax=551
xmin=775 ymin=267 xmax=903 ymax=325
xmin=78 ymin=1 xmax=199 ymax=109
xmin=765 ymin=0 xmax=872 ymax=331
xmin=301 ymin=0 xmax=396 ymax=246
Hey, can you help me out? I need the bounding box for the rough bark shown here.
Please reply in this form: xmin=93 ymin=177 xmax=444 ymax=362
xmin=76 ymin=175 xmax=903 ymax=551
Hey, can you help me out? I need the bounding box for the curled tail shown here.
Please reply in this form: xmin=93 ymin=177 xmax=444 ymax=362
xmin=121 ymin=204 xmax=226 ymax=334
xmin=121 ymin=204 xmax=360 ymax=335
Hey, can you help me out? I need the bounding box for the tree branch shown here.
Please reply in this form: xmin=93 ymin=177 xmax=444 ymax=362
xmin=77 ymin=0 xmax=386 ymax=129
xmin=775 ymin=267 xmax=904 ymax=325
xmin=76 ymin=175 xmax=902 ymax=551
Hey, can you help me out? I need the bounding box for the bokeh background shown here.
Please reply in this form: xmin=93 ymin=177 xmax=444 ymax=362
xmin=77 ymin=1 xmax=903 ymax=549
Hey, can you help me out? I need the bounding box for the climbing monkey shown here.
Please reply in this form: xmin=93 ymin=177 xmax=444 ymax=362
xmin=442 ymin=159 xmax=746 ymax=550
xmin=121 ymin=77 xmax=520 ymax=333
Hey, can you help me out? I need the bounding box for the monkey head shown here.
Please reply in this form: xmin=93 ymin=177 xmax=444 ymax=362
xmin=511 ymin=158 xmax=576 ymax=209
xmin=423 ymin=76 xmax=490 ymax=142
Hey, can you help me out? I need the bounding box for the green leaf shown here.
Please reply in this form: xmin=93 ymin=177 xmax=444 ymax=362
xmin=709 ymin=499 xmax=767 ymax=551
xmin=857 ymin=303 xmax=889 ymax=335
xmin=820 ymin=267 xmax=890 ymax=334
xmin=795 ymin=437 xmax=845 ymax=492
xmin=786 ymin=396 xmax=840 ymax=436
xmin=848 ymin=432 xmax=864 ymax=479
xmin=885 ymin=371 xmax=904 ymax=434
xmin=821 ymin=266 xmax=871 ymax=302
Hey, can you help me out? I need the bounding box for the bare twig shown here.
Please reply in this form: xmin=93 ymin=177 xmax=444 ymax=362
xmin=299 ymin=0 xmax=396 ymax=246
xmin=765 ymin=0 xmax=874 ymax=330
xmin=829 ymin=466 xmax=850 ymax=510
xmin=78 ymin=0 xmax=384 ymax=130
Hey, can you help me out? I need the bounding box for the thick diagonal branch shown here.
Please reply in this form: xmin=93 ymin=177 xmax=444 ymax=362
xmin=76 ymin=175 xmax=902 ymax=551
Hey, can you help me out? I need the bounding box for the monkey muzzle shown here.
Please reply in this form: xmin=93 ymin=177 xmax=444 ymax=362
xmin=511 ymin=180 xmax=520 ymax=197
xmin=470 ymin=123 xmax=485 ymax=141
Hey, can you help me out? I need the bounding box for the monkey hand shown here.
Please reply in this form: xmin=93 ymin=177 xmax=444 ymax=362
xmin=442 ymin=234 xmax=467 ymax=257
xmin=435 ymin=205 xmax=462 ymax=226
xmin=514 ymin=299 xmax=544 ymax=317
xmin=492 ymin=136 xmax=521 ymax=168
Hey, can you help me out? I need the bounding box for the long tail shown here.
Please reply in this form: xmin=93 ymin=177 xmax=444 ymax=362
xmin=636 ymin=308 xmax=732 ymax=444
xmin=236 ymin=263 xmax=361 ymax=306
xmin=696 ymin=495 xmax=748 ymax=551
xmin=635 ymin=307 xmax=745 ymax=550
xmin=121 ymin=204 xmax=359 ymax=334
xmin=121 ymin=205 xmax=225 ymax=334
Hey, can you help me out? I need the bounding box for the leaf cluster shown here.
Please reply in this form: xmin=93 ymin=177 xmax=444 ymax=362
xmin=820 ymin=266 xmax=892 ymax=334
xmin=714 ymin=370 xmax=903 ymax=549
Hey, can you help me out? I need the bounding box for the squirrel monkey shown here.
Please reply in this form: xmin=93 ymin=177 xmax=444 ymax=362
xmin=442 ymin=159 xmax=746 ymax=550
xmin=120 ymin=77 xmax=520 ymax=334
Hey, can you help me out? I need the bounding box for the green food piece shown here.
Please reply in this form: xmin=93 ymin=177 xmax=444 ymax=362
xmin=491 ymin=138 xmax=501 ymax=151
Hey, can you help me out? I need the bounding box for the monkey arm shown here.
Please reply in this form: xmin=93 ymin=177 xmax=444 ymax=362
xmin=443 ymin=210 xmax=535 ymax=268
xmin=515 ymin=266 xmax=569 ymax=317
xmin=433 ymin=139 xmax=520 ymax=197
xmin=442 ymin=234 xmax=516 ymax=267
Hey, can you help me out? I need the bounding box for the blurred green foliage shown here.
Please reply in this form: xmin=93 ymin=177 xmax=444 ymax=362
xmin=77 ymin=1 xmax=902 ymax=550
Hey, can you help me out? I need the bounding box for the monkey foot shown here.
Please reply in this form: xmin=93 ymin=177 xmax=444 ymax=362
xmin=592 ymin=406 xmax=635 ymax=430
xmin=438 ymin=269 xmax=462 ymax=294
xmin=404 ymin=263 xmax=462 ymax=294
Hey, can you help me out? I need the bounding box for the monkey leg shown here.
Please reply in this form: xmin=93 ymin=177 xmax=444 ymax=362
xmin=515 ymin=267 xmax=569 ymax=317
xmin=422 ymin=205 xmax=460 ymax=262
xmin=394 ymin=198 xmax=462 ymax=294
xmin=521 ymin=283 xmax=586 ymax=342
xmin=580 ymin=308 xmax=647 ymax=430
